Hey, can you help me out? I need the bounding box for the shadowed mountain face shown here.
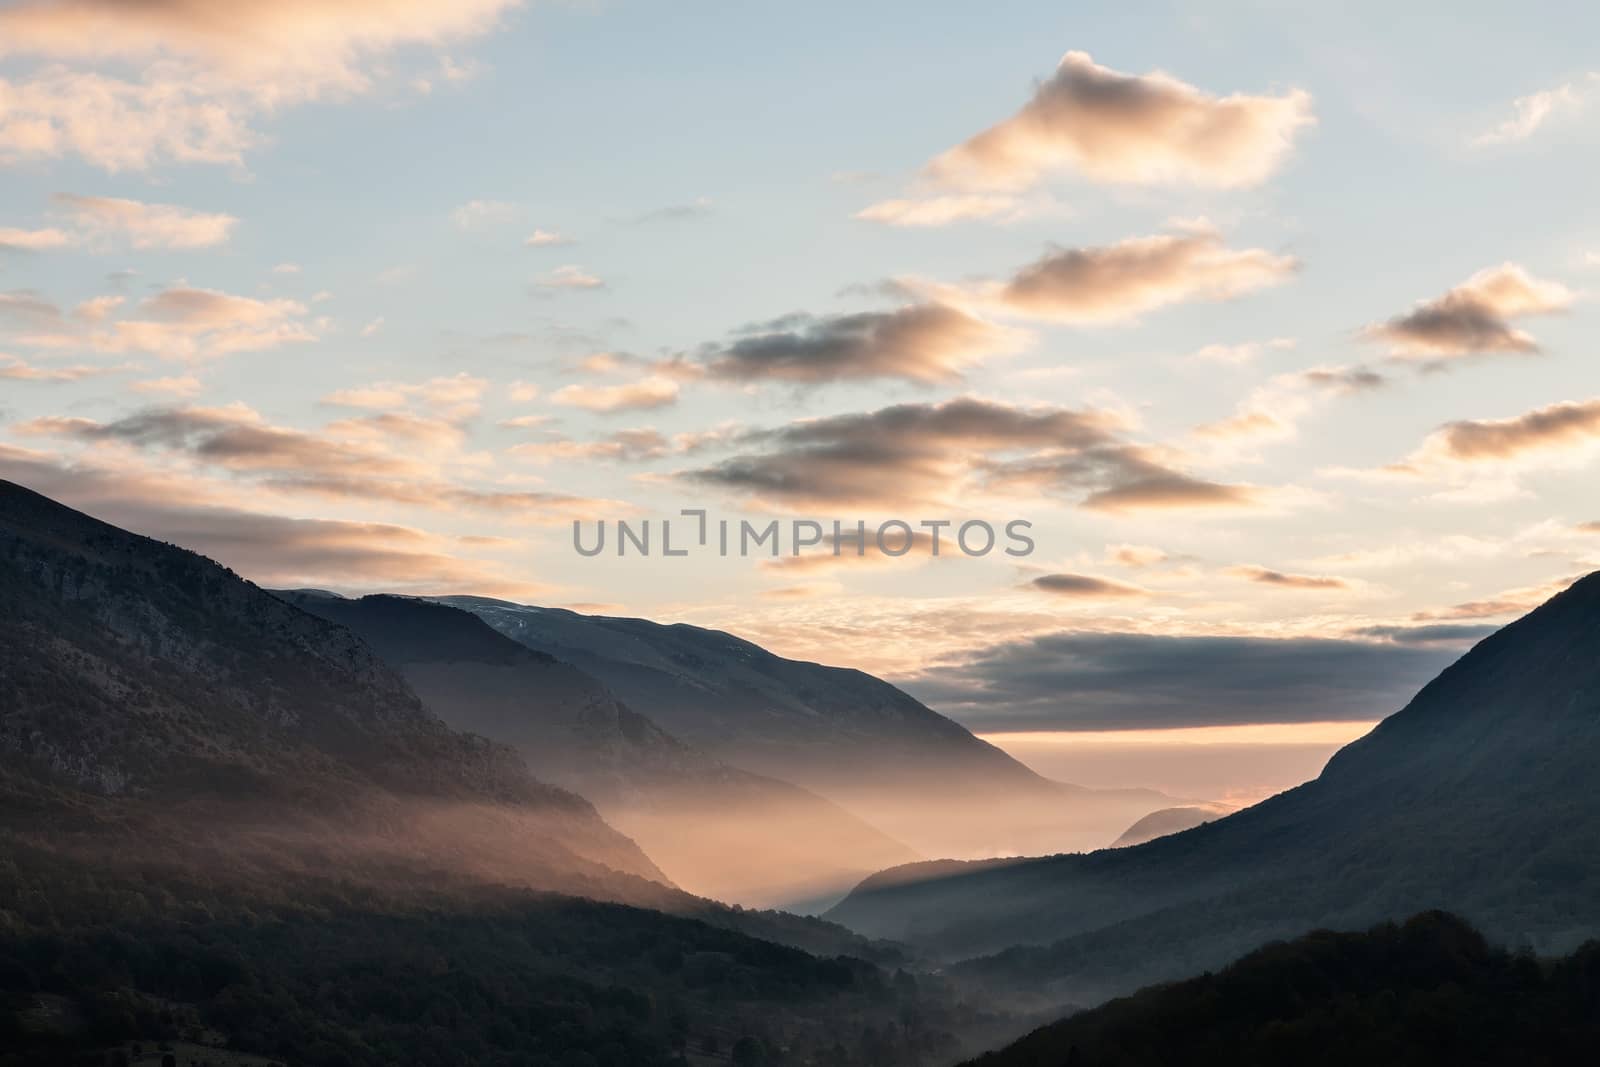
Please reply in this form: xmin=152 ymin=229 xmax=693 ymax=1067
xmin=439 ymin=595 xmax=1179 ymax=859
xmin=960 ymin=912 xmax=1600 ymax=1067
xmin=827 ymin=573 xmax=1600 ymax=1001
xmin=277 ymin=590 xmax=919 ymax=911
xmin=0 ymin=480 xmax=1029 ymax=1065
xmin=0 ymin=479 xmax=665 ymax=899
xmin=1109 ymin=805 xmax=1225 ymax=848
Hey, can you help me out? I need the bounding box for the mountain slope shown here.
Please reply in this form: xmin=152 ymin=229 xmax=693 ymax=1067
xmin=0 ymin=478 xmax=664 ymax=898
xmin=441 ymin=595 xmax=1178 ymax=859
xmin=827 ymin=574 xmax=1600 ymax=999
xmin=277 ymin=590 xmax=920 ymax=910
xmin=1109 ymin=805 xmax=1224 ymax=848
xmin=961 ymin=912 xmax=1600 ymax=1067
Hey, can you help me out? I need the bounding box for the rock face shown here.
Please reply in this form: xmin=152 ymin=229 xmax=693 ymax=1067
xmin=827 ymin=573 xmax=1600 ymax=1002
xmin=0 ymin=478 xmax=667 ymax=898
xmin=280 ymin=591 xmax=919 ymax=910
xmin=440 ymin=596 xmax=1179 ymax=861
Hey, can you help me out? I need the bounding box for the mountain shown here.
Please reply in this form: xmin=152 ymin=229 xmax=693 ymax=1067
xmin=1109 ymin=805 xmax=1224 ymax=848
xmin=440 ymin=595 xmax=1179 ymax=859
xmin=0 ymin=479 xmax=669 ymax=900
xmin=277 ymin=590 xmax=919 ymax=911
xmin=961 ymin=912 xmax=1600 ymax=1067
xmin=827 ymin=573 xmax=1600 ymax=1002
xmin=0 ymin=479 xmax=1029 ymax=1065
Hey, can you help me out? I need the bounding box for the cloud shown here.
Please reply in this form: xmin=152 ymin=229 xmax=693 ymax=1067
xmin=52 ymin=193 xmax=237 ymax=248
xmin=1411 ymin=398 xmax=1600 ymax=465
xmin=761 ymin=531 xmax=941 ymax=573
xmin=627 ymin=197 xmax=712 ymax=224
xmin=322 ymin=372 xmax=487 ymax=418
xmin=0 ymin=1 xmax=521 ymax=170
xmin=0 ymin=226 xmax=73 ymax=251
xmin=679 ymin=395 xmax=1258 ymax=512
xmin=452 ymin=198 xmax=519 ymax=230
xmin=509 ymin=428 xmax=671 ymax=464
xmin=924 ymin=227 xmax=1297 ymax=325
xmin=550 ymin=376 xmax=679 ymax=413
xmin=4 ymin=285 xmax=313 ymax=361
xmin=535 ymin=265 xmax=605 ymax=290
xmin=1105 ymin=544 xmax=1169 ymax=568
xmin=1410 ymin=575 xmax=1580 ymax=622
xmin=1353 ymin=623 xmax=1497 ymax=646
xmin=1195 ymin=364 xmax=1386 ymax=446
xmin=0 ymin=446 xmax=545 ymax=597
xmin=0 ymin=66 xmax=260 ymax=171
xmin=0 ymin=354 xmax=117 ymax=382
xmin=854 ymin=195 xmax=1022 ymax=227
xmin=1364 ymin=263 xmax=1573 ymax=360
xmin=16 ymin=403 xmax=621 ymax=523
xmin=1228 ymin=565 xmax=1350 ymax=590
xmin=524 ymin=228 xmax=571 ymax=246
xmin=131 ymin=374 xmax=203 ymax=397
xmin=1472 ymin=74 xmax=1598 ymax=146
xmin=1029 ymin=573 xmax=1148 ymax=597
xmin=1190 ymin=337 xmax=1296 ymax=364
xmin=698 ymin=303 xmax=1026 ymax=384
xmin=925 ymin=50 xmax=1313 ymax=191
xmin=900 ymin=631 xmax=1454 ymax=731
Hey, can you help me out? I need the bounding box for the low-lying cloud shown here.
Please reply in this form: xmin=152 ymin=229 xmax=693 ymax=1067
xmin=902 ymin=631 xmax=1457 ymax=731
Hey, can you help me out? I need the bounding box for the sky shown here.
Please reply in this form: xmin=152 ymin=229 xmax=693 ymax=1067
xmin=2 ymin=0 xmax=1597 ymax=745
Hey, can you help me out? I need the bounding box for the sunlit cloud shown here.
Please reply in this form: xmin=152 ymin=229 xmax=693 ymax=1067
xmin=915 ymin=226 xmax=1297 ymax=325
xmin=0 ymin=0 xmax=523 ymax=170
xmin=1471 ymin=73 xmax=1598 ymax=146
xmin=679 ymin=396 xmax=1260 ymax=513
xmin=854 ymin=195 xmax=1023 ymax=227
xmin=1363 ymin=263 xmax=1573 ymax=360
xmin=1227 ymin=565 xmax=1350 ymax=590
xmin=550 ymin=376 xmax=679 ymax=413
xmin=925 ymin=51 xmax=1313 ymax=191
xmin=535 ymin=265 xmax=605 ymax=290
xmin=52 ymin=193 xmax=237 ymax=248
xmin=5 ymin=285 xmax=313 ymax=361
xmin=696 ymin=303 xmax=1028 ymax=385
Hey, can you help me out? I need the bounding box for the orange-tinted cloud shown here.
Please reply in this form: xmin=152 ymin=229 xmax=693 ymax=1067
xmin=918 ymin=227 xmax=1296 ymax=326
xmin=1228 ymin=566 xmax=1349 ymax=590
xmin=550 ymin=377 xmax=679 ymax=413
xmin=700 ymin=303 xmax=1026 ymax=384
xmin=926 ymin=51 xmax=1313 ymax=190
xmin=680 ymin=396 xmax=1258 ymax=513
xmin=1364 ymin=263 xmax=1573 ymax=359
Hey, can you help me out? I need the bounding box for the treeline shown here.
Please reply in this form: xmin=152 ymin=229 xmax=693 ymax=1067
xmin=0 ymin=843 xmax=999 ymax=1067
xmin=962 ymin=911 xmax=1600 ymax=1067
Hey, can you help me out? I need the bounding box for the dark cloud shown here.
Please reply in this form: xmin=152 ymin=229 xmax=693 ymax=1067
xmin=1353 ymin=623 xmax=1497 ymax=646
xmin=0 ymin=449 xmax=545 ymax=596
xmin=700 ymin=303 xmax=1020 ymax=384
xmin=1029 ymin=573 xmax=1147 ymax=597
xmin=1229 ymin=566 xmax=1349 ymax=590
xmin=1364 ymin=264 xmax=1572 ymax=360
xmin=680 ymin=396 xmax=1257 ymax=512
xmin=900 ymin=631 xmax=1459 ymax=731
